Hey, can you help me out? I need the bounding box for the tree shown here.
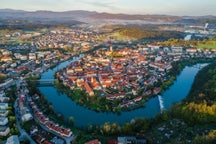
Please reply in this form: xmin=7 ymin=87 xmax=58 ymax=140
xmin=131 ymin=118 xmax=149 ymax=133
xmin=102 ymin=122 xmax=111 ymax=134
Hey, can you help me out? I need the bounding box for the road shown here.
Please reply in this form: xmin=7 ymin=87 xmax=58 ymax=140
xmin=14 ymin=99 xmax=36 ymax=144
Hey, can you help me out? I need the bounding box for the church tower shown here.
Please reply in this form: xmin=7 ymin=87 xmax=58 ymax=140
xmin=110 ymin=45 xmax=113 ymax=52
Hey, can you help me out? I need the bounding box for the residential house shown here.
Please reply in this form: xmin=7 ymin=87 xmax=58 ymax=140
xmin=0 ymin=117 xmax=8 ymax=125
xmin=118 ymin=137 xmax=136 ymax=144
xmin=85 ymin=139 xmax=101 ymax=144
xmin=117 ymin=137 xmax=146 ymax=144
xmin=0 ymin=56 xmax=12 ymax=62
xmin=0 ymin=126 xmax=10 ymax=136
xmin=0 ymin=110 xmax=9 ymax=117
xmin=6 ymin=135 xmax=20 ymax=144
xmin=0 ymin=103 xmax=8 ymax=109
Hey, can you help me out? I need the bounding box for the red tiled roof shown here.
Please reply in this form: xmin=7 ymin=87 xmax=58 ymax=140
xmin=85 ymin=139 xmax=100 ymax=144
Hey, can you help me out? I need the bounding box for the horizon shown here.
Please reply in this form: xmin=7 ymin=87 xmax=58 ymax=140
xmin=0 ymin=8 xmax=215 ymax=17
xmin=0 ymin=0 xmax=216 ymax=16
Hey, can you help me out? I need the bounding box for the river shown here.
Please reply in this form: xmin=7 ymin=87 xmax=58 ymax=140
xmin=38 ymin=57 xmax=207 ymax=127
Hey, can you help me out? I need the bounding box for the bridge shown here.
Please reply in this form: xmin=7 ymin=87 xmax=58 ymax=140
xmin=29 ymin=79 xmax=57 ymax=87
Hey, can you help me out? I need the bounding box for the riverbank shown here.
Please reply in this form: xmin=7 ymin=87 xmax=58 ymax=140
xmin=35 ymin=55 xmax=211 ymax=143
xmin=53 ymin=57 xmax=213 ymax=113
xmin=38 ymin=60 xmax=209 ymax=127
xmin=146 ymin=60 xmax=216 ymax=143
xmin=24 ymin=61 xmax=210 ymax=143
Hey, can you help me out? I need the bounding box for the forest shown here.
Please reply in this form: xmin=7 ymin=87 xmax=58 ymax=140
xmin=115 ymin=28 xmax=183 ymax=40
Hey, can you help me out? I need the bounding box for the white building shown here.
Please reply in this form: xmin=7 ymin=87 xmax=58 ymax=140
xmin=171 ymin=46 xmax=183 ymax=53
xmin=0 ymin=91 xmax=5 ymax=97
xmin=6 ymin=135 xmax=20 ymax=144
xmin=29 ymin=53 xmax=36 ymax=60
xmin=0 ymin=117 xmax=8 ymax=125
xmin=0 ymin=126 xmax=10 ymax=136
xmin=0 ymin=103 xmax=8 ymax=110
xmin=0 ymin=110 xmax=9 ymax=117
xmin=0 ymin=79 xmax=15 ymax=89
xmin=20 ymin=55 xmax=28 ymax=61
xmin=21 ymin=113 xmax=33 ymax=122
xmin=0 ymin=97 xmax=10 ymax=102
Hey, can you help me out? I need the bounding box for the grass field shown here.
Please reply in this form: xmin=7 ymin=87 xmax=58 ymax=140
xmin=197 ymin=40 xmax=216 ymax=49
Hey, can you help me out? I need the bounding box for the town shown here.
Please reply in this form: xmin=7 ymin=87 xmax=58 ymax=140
xmin=56 ymin=42 xmax=215 ymax=110
xmin=0 ymin=28 xmax=102 ymax=143
xmin=0 ymin=25 xmax=215 ymax=143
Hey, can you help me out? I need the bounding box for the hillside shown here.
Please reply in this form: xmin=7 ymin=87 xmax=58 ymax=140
xmin=174 ymin=16 xmax=216 ymax=25
xmin=160 ymin=37 xmax=216 ymax=48
xmin=103 ymin=25 xmax=184 ymax=41
xmin=0 ymin=9 xmax=96 ymax=20
xmin=1 ymin=9 xmax=215 ymax=27
xmin=89 ymin=12 xmax=182 ymax=22
xmin=197 ymin=39 xmax=216 ymax=49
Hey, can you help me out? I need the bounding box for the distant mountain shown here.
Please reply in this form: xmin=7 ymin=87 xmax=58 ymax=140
xmin=0 ymin=9 xmax=182 ymax=22
xmin=0 ymin=9 xmax=25 ymax=13
xmin=174 ymin=15 xmax=216 ymax=25
xmin=0 ymin=9 xmax=215 ymax=25
xmin=0 ymin=9 xmax=97 ymax=20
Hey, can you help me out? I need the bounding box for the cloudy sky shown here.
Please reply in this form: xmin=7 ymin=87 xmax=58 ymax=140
xmin=0 ymin=0 xmax=215 ymax=16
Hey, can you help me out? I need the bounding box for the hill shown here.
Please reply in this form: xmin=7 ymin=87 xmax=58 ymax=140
xmin=1 ymin=9 xmax=216 ymax=26
xmin=89 ymin=12 xmax=182 ymax=22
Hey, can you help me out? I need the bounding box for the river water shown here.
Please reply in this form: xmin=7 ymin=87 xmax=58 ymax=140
xmin=38 ymin=57 xmax=207 ymax=127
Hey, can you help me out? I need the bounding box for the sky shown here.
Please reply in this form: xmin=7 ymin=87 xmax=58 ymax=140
xmin=0 ymin=0 xmax=215 ymax=16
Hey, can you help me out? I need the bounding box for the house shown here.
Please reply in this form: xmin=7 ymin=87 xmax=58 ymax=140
xmin=43 ymin=141 xmax=54 ymax=144
xmin=21 ymin=113 xmax=33 ymax=122
xmin=118 ymin=137 xmax=136 ymax=144
xmin=0 ymin=110 xmax=9 ymax=117
xmin=29 ymin=53 xmax=37 ymax=60
xmin=0 ymin=56 xmax=12 ymax=62
xmin=0 ymin=103 xmax=8 ymax=109
xmin=0 ymin=79 xmax=15 ymax=88
xmin=84 ymin=82 xmax=94 ymax=96
xmin=0 ymin=97 xmax=10 ymax=102
xmin=6 ymin=135 xmax=20 ymax=144
xmin=153 ymin=87 xmax=160 ymax=95
xmin=0 ymin=91 xmax=5 ymax=97
xmin=74 ymin=66 xmax=83 ymax=72
xmin=20 ymin=55 xmax=28 ymax=61
xmin=51 ymin=137 xmax=64 ymax=144
xmin=0 ymin=126 xmax=10 ymax=136
xmin=186 ymin=48 xmax=197 ymax=53
xmin=147 ymin=44 xmax=160 ymax=50
xmin=144 ymin=90 xmax=152 ymax=96
xmin=0 ymin=117 xmax=8 ymax=125
xmin=85 ymin=139 xmax=101 ymax=144
xmin=133 ymin=96 xmax=142 ymax=102
xmin=136 ymin=139 xmax=147 ymax=144
xmin=107 ymin=139 xmax=118 ymax=144
xmin=32 ymin=134 xmax=45 ymax=144
xmin=30 ymin=126 xmax=38 ymax=135
xmin=171 ymin=46 xmax=183 ymax=52
xmin=117 ymin=137 xmax=146 ymax=144
xmin=106 ymin=93 xmax=125 ymax=100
